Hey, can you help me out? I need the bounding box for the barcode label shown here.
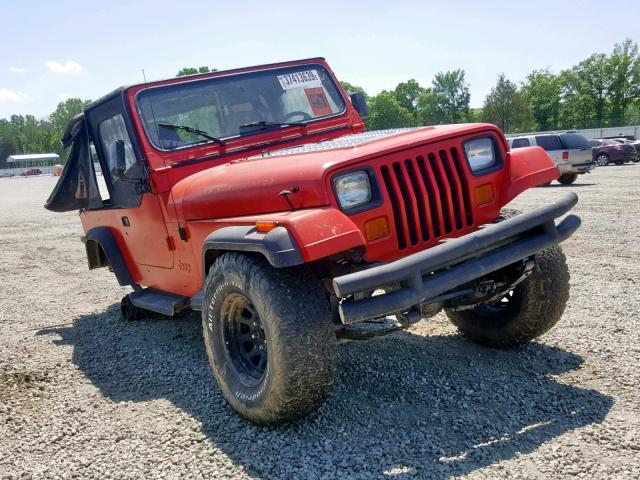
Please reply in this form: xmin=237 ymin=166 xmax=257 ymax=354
xmin=277 ymin=70 xmax=322 ymax=90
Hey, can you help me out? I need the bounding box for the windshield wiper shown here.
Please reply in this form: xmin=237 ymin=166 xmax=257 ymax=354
xmin=157 ymin=123 xmax=225 ymax=146
xmin=239 ymin=120 xmax=306 ymax=131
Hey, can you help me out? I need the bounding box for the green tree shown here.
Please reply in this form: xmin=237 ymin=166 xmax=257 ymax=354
xmin=607 ymin=39 xmax=640 ymax=126
xmin=49 ymin=98 xmax=92 ymax=157
xmin=482 ymin=74 xmax=533 ymax=133
xmin=521 ymin=69 xmax=561 ymax=131
xmin=176 ymin=66 xmax=217 ymax=77
xmin=340 ymin=81 xmax=368 ymax=98
xmin=431 ymin=69 xmax=471 ymax=123
xmin=365 ymin=92 xmax=416 ymax=130
xmin=560 ymin=54 xmax=610 ymax=128
xmin=50 ymin=98 xmax=92 ymax=135
xmin=393 ymin=79 xmax=425 ymax=115
xmin=416 ymin=89 xmax=447 ymax=125
xmin=0 ymin=121 xmax=17 ymax=167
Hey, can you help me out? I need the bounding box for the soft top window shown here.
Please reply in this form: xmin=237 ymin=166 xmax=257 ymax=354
xmin=98 ymin=114 xmax=137 ymax=178
xmin=136 ymin=65 xmax=346 ymax=151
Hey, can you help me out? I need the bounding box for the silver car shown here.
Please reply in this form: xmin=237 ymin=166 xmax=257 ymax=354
xmin=508 ymin=132 xmax=595 ymax=185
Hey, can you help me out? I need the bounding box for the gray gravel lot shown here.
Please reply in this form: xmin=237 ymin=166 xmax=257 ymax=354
xmin=1 ymin=168 xmax=639 ymax=479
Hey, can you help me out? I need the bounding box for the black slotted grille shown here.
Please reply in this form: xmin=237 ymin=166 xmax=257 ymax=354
xmin=380 ymin=147 xmax=475 ymax=250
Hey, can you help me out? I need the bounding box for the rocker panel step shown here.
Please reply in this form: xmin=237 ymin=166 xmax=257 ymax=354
xmin=129 ymin=289 xmax=190 ymax=316
xmin=190 ymin=290 xmax=204 ymax=312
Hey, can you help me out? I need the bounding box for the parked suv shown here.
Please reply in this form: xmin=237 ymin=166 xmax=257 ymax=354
xmin=589 ymin=139 xmax=638 ymax=166
xmin=46 ymin=58 xmax=580 ymax=425
xmin=508 ymin=132 xmax=595 ymax=184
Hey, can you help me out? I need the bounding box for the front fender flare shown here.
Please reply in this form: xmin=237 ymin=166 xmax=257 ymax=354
xmin=202 ymin=226 xmax=304 ymax=273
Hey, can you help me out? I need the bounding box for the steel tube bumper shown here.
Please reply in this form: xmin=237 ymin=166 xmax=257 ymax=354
xmin=333 ymin=192 xmax=581 ymax=324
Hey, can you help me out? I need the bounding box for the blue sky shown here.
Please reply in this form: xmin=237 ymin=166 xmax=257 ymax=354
xmin=1 ymin=0 xmax=638 ymax=119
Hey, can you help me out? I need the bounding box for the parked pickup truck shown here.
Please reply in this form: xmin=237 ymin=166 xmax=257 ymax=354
xmin=508 ymin=132 xmax=595 ymax=184
xmin=46 ymin=58 xmax=580 ymax=425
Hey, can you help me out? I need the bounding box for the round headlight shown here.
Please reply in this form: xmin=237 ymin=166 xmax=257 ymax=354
xmin=464 ymin=138 xmax=496 ymax=172
xmin=333 ymin=171 xmax=372 ymax=209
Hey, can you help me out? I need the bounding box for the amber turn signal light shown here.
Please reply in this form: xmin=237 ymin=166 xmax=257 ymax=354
xmin=364 ymin=216 xmax=389 ymax=241
xmin=474 ymin=183 xmax=494 ymax=205
xmin=256 ymin=221 xmax=278 ymax=233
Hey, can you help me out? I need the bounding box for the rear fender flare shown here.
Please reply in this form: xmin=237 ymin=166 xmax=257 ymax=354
xmin=84 ymin=227 xmax=136 ymax=286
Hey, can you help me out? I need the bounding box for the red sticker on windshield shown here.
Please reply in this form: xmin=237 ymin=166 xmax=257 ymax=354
xmin=305 ymin=87 xmax=332 ymax=116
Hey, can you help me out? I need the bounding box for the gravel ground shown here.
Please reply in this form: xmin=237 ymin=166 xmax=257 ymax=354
xmin=1 ymin=168 xmax=639 ymax=480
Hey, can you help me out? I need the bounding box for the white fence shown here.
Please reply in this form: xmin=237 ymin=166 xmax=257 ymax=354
xmin=505 ymin=125 xmax=640 ymax=140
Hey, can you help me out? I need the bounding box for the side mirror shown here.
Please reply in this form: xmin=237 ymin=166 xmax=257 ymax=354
xmin=114 ymin=140 xmax=126 ymax=177
xmin=350 ymin=92 xmax=369 ymax=119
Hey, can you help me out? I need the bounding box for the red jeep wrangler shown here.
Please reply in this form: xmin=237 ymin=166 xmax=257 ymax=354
xmin=46 ymin=58 xmax=580 ymax=425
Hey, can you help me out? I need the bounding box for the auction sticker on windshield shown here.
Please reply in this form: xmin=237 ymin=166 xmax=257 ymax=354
xmin=305 ymin=87 xmax=332 ymax=116
xmin=277 ymin=70 xmax=322 ymax=90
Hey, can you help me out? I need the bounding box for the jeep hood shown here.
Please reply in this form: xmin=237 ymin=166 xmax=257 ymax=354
xmin=174 ymin=124 xmax=501 ymax=221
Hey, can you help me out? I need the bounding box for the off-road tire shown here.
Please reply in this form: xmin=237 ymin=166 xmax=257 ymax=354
xmin=202 ymin=252 xmax=336 ymax=425
xmin=120 ymin=295 xmax=146 ymax=321
xmin=558 ymin=173 xmax=578 ymax=185
xmin=446 ymin=208 xmax=570 ymax=347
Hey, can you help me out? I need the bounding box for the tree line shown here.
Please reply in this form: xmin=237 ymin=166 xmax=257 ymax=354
xmin=1 ymin=39 xmax=638 ymax=167
xmin=348 ymin=38 xmax=640 ymax=134
xmin=0 ymin=98 xmax=91 ymax=167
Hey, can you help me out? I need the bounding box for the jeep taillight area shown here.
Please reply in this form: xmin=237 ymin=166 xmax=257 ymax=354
xmin=46 ymin=58 xmax=579 ymax=425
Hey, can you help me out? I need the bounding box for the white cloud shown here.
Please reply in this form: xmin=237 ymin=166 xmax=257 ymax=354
xmin=9 ymin=66 xmax=27 ymax=74
xmin=0 ymin=88 xmax=29 ymax=103
xmin=58 ymin=92 xmax=71 ymax=101
xmin=44 ymin=60 xmax=84 ymax=75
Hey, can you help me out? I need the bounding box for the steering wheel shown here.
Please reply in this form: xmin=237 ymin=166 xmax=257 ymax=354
xmin=283 ymin=111 xmax=312 ymax=122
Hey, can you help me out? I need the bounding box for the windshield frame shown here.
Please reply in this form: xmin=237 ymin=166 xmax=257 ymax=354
xmin=134 ymin=62 xmax=348 ymax=153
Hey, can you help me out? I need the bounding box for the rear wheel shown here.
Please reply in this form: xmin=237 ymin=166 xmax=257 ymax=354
xmin=203 ymin=253 xmax=336 ymax=425
xmin=558 ymin=173 xmax=578 ymax=185
xmin=595 ymin=153 xmax=609 ymax=166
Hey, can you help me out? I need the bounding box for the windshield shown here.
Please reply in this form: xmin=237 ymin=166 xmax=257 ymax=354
xmin=137 ymin=65 xmax=346 ymax=151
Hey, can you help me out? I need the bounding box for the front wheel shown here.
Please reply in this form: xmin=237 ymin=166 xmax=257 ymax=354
xmin=445 ymin=246 xmax=570 ymax=348
xmin=557 ymin=173 xmax=578 ymax=185
xmin=203 ymin=253 xmax=336 ymax=425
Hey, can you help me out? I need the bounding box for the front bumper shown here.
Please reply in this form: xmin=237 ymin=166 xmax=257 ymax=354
xmin=333 ymin=193 xmax=581 ymax=324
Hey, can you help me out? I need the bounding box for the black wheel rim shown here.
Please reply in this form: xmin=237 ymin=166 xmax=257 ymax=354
xmin=221 ymin=293 xmax=267 ymax=384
